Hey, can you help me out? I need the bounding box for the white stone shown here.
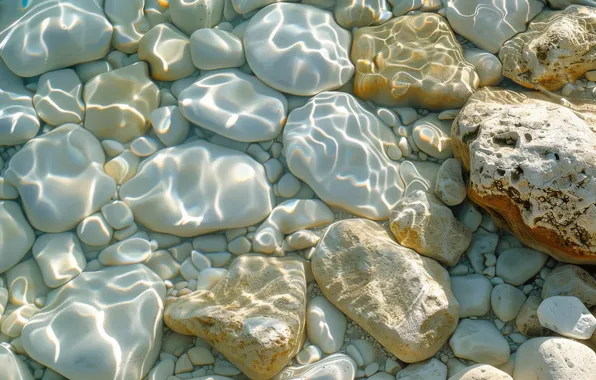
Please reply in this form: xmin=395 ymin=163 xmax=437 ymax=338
xmin=396 ymin=358 xmax=447 ymax=380
xmin=179 ymin=69 xmax=287 ymax=143
xmin=542 ymin=265 xmax=596 ymax=307
xmin=104 ymin=150 xmax=140 ymax=185
xmin=0 ymin=201 xmax=35 ymax=274
xmin=120 ymin=141 xmax=274 ymax=237
xmin=104 ymin=0 xmax=149 ymax=53
xmin=6 ymin=260 xmax=50 ymax=306
xmin=272 ymin=354 xmax=356 ymax=380
xmin=0 ymin=0 xmax=113 ymax=77
xmin=412 ymin=114 xmax=453 ymax=160
xmin=284 ymin=92 xmax=403 ymax=219
xmin=0 ymin=343 xmax=34 ymax=380
xmin=98 ymin=237 xmax=152 ymax=266
xmin=192 ymin=235 xmax=228 ymax=253
xmin=33 ymin=69 xmax=85 ymax=126
xmin=435 ymin=158 xmax=466 ymax=206
xmin=399 ymin=160 xmax=441 ymax=196
xmin=191 ymin=251 xmax=212 ymax=271
xmin=449 ymin=319 xmax=510 ymax=366
xmin=295 ymin=345 xmax=322 ymax=365
xmin=175 ymin=354 xmax=193 ymax=374
xmin=244 ymin=4 xmax=354 ymax=96
xmin=450 ymin=274 xmax=493 ymax=318
xmin=77 ymin=213 xmax=113 ymax=247
xmin=101 ymin=201 xmax=134 ymax=230
xmin=138 ymin=24 xmax=195 ymax=82
xmin=130 ymin=136 xmax=160 ymax=158
xmin=514 ymin=337 xmax=596 ymax=379
xmin=169 ymin=0 xmax=223 ymax=35
xmin=188 ymin=346 xmax=215 ymax=366
xmin=150 ymin=106 xmax=190 ymax=147
xmin=537 ymin=296 xmax=596 ymax=339
xmin=495 ymin=248 xmax=548 ymax=286
xmin=190 ymin=29 xmax=245 ymax=70
xmin=276 ymin=174 xmax=301 ymax=199
xmin=195 ymin=267 xmax=228 ymax=290
xmin=147 ymin=359 xmax=175 ymax=380
xmin=21 ymin=265 xmax=165 ymax=380
xmin=253 ymin=199 xmax=334 ymax=254
xmin=204 ymin=252 xmax=232 ymax=267
xmin=465 ymin=230 xmax=498 ymax=275
xmin=1 ymin=303 xmax=39 ymax=338
xmin=32 ymin=232 xmax=86 ymax=288
xmin=449 ymin=364 xmax=513 ymax=380
xmin=144 ymin=250 xmax=180 ymax=280
xmin=306 ymin=296 xmax=347 ymax=354
xmin=491 ymin=284 xmax=526 ymax=323
xmin=463 ymin=49 xmax=503 ymax=87
xmin=333 ymin=0 xmax=392 ymax=29
xmin=83 ymin=62 xmax=160 ymax=143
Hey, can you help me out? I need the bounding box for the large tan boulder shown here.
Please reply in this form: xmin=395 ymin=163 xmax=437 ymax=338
xmin=452 ymin=87 xmax=596 ymax=263
xmin=500 ymin=5 xmax=596 ymax=91
xmin=164 ymin=255 xmax=307 ymax=380
xmin=351 ymin=13 xmax=478 ymax=110
xmin=312 ymin=218 xmax=459 ymax=363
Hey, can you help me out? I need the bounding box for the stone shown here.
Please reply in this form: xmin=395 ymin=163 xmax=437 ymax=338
xmin=120 ymin=141 xmax=274 ymax=237
xmin=6 ymin=259 xmax=50 ymax=306
xmin=450 ymin=275 xmax=493 ymax=318
xmin=412 ymin=114 xmax=454 ymax=160
xmin=399 ymin=160 xmax=441 ymax=196
xmin=165 ymin=256 xmax=306 ymax=380
xmin=451 ymin=87 xmax=596 ymax=263
xmin=0 ymin=201 xmax=35 ymax=274
xmin=5 ymin=124 xmax=116 ymax=233
xmin=244 ymin=4 xmax=354 ymax=96
xmin=500 ymin=6 xmax=596 ymax=91
xmin=22 ymin=265 xmax=165 ymax=380
xmin=284 ymin=92 xmax=404 ymax=219
xmin=138 ymin=24 xmax=195 ymax=81
xmin=0 ymin=0 xmax=113 ymax=77
xmin=286 ymin=230 xmax=319 ymax=251
xmin=465 ymin=230 xmax=498 ymax=275
xmin=449 ymin=364 xmax=512 ymax=380
xmin=495 ymin=248 xmax=548 ymax=286
xmin=449 ymin=319 xmax=510 ymax=366
xmin=1 ymin=303 xmax=39 ymax=338
xmin=333 ymin=0 xmax=392 ymax=29
xmin=33 ymin=69 xmax=85 ymax=126
xmin=463 ymin=49 xmax=503 ymax=87
xmin=148 ymin=359 xmax=175 ymax=380
xmin=83 ymin=62 xmax=160 ymax=143
xmin=435 ymin=158 xmax=466 ymax=206
xmin=190 ymin=29 xmax=246 ymax=70
xmin=98 ymin=237 xmax=152 ymax=266
xmin=104 ymin=0 xmax=149 ymax=54
xmin=0 ymin=344 xmax=34 ymax=380
xmin=76 ymin=213 xmax=113 ymax=247
xmin=175 ymin=354 xmax=193 ymax=374
xmin=388 ymin=0 xmax=441 ymax=16
xmin=144 ymin=250 xmax=180 ymax=280
xmin=514 ymin=337 xmax=596 ymax=379
xmin=271 ymin=354 xmax=356 ymax=380
xmin=169 ymin=0 xmax=224 ymax=36
xmin=537 ymin=296 xmax=596 ymax=339
xmin=445 ymin=0 xmax=544 ymax=54
xmin=295 ymin=345 xmax=322 ymax=365
xmin=101 ymin=201 xmax=134 ymax=230
xmin=516 ymin=296 xmax=550 ymax=337
xmin=150 ymin=106 xmax=190 ymax=147
xmin=548 ymin=0 xmax=596 ymax=8
xmin=491 ymin=284 xmax=527 ymax=322
xmin=188 ymin=347 xmax=215 ymax=366
xmin=396 ymin=358 xmax=447 ymax=380
xmin=351 ymin=13 xmax=479 ymax=109
xmin=104 ymin=151 xmax=140 ymax=185
xmin=390 ymin=190 xmax=472 ymax=266
xmin=179 ymin=69 xmax=287 ymax=143
xmin=76 ymin=60 xmax=112 ymax=83
xmin=306 ymin=296 xmax=346 ymax=354
xmin=32 ymin=232 xmax=86 ymax=288
xmin=277 ymin=174 xmax=301 ymax=199
xmin=312 ymin=219 xmax=459 ymax=363
xmin=0 ymin=59 xmax=40 ymax=146
xmin=542 ymin=265 xmax=596 ymax=306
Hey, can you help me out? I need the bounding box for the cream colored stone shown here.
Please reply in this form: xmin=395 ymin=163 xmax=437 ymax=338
xmin=333 ymin=0 xmax=392 ymax=29
xmin=351 ymin=13 xmax=478 ymax=109
xmin=449 ymin=364 xmax=512 ymax=380
xmin=169 ymin=0 xmax=224 ymax=35
xmin=463 ymin=49 xmax=503 ymax=87
xmin=312 ymin=219 xmax=459 ymax=363
xmin=32 ymin=232 xmax=86 ymax=288
xmin=412 ymin=114 xmax=453 ymax=160
xmin=104 ymin=0 xmax=149 ymax=54
xmin=165 ymin=255 xmax=306 ymax=380
xmin=0 ymin=201 xmax=35 ymax=274
xmin=190 ymin=29 xmax=245 ymax=70
xmin=542 ymin=265 xmax=596 ymax=306
xmin=435 ymin=158 xmax=466 ymax=206
xmin=138 ymin=24 xmax=195 ymax=81
xmin=33 ymin=69 xmax=85 ymax=126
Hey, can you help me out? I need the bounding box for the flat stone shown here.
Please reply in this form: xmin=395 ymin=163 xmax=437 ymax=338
xmin=0 ymin=201 xmax=35 ymax=274
xmin=390 ymin=190 xmax=472 ymax=266
xmin=77 ymin=212 xmax=113 ymax=247
xmin=22 ymin=265 xmax=165 ymax=380
xmin=449 ymin=364 xmax=512 ymax=380
xmin=388 ymin=0 xmax=441 ymax=16
xmin=244 ymin=3 xmax=354 ymax=96
xmin=516 ymin=296 xmax=550 ymax=337
xmin=169 ymin=0 xmax=224 ymax=36
xmin=412 ymin=114 xmax=454 ymax=160
xmin=33 ymin=69 xmax=84 ymax=126
xmin=104 ymin=150 xmax=140 ymax=185
xmin=272 ymin=354 xmax=356 ymax=380
xmin=144 ymin=250 xmax=180 ymax=280
xmin=190 ymin=29 xmax=245 ymax=70
xmin=446 ymin=0 xmax=544 ymax=54
xmin=150 ymin=106 xmax=190 ymax=147
xmin=188 ymin=347 xmax=215 ymax=366
xmin=101 ymin=201 xmax=134 ymax=230
xmin=450 ymin=319 xmax=510 ymax=366
xmin=138 ymin=24 xmax=195 ymax=81
xmin=5 ymin=124 xmax=116 ymax=233
xmin=120 ymin=140 xmax=273 ymax=237
xmin=396 ymin=358 xmax=447 ymax=380
xmin=514 ymin=337 xmax=596 ymax=379
xmin=491 ymin=284 xmax=527 ymax=322
xmin=6 ymin=259 xmax=49 ymax=306
xmin=0 ymin=344 xmax=34 ymax=380
xmin=83 ymin=62 xmax=160 ymax=143
xmin=542 ymin=265 xmax=596 ymax=306
xmin=495 ymin=248 xmax=548 ymax=286
xmin=306 ymin=296 xmax=346 ymax=354
xmin=104 ymin=0 xmax=149 ymax=53
xmin=333 ymin=0 xmax=392 ymax=29
xmin=463 ymin=49 xmax=503 ymax=87
xmin=450 ymin=275 xmax=493 ymax=318
xmin=179 ymin=69 xmax=287 ymax=143
xmin=165 ymin=255 xmax=306 ymax=380
xmin=537 ymin=296 xmax=596 ymax=339
xmin=435 ymin=158 xmax=466 ymax=206
xmin=98 ymin=237 xmax=152 ymax=266
xmin=284 ymin=92 xmax=404 ymax=220
xmin=1 ymin=303 xmax=39 ymax=338
xmin=351 ymin=13 xmax=478 ymax=109
xmin=0 ymin=0 xmax=113 ymax=77
xmin=32 ymin=232 xmax=86 ymax=288
xmin=312 ymin=219 xmax=459 ymax=363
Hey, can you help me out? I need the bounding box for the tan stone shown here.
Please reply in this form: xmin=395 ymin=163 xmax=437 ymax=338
xmin=500 ymin=5 xmax=596 ymax=91
xmin=516 ymin=296 xmax=550 ymax=337
xmin=312 ymin=218 xmax=459 ymax=363
xmin=351 ymin=13 xmax=478 ymax=110
xmin=542 ymin=265 xmax=596 ymax=307
xmin=449 ymin=364 xmax=512 ymax=380
xmin=138 ymin=24 xmax=195 ymax=81
xmin=164 ymin=255 xmax=307 ymax=380
xmin=452 ymin=87 xmax=596 ymax=263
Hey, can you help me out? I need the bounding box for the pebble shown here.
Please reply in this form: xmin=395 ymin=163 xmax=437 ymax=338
xmin=203 ymin=252 xmax=232 ymax=268
xmin=195 ymin=268 xmax=228 ymax=290
xmin=77 ymin=213 xmax=113 ymax=247
xmin=295 ymin=345 xmax=322 ymax=365
xmin=175 ymin=354 xmax=194 ymax=374
xmin=542 ymin=265 xmax=596 ymax=307
xmin=98 ymin=238 xmax=152 ymax=266
xmin=148 ymin=359 xmax=175 ymax=380
xmin=75 ymin=60 xmax=112 ymax=83
xmin=169 ymin=0 xmax=223 ymax=35
xmin=190 ymin=251 xmax=212 ymax=271
xmin=463 ymin=48 xmax=504 ymax=86
xmin=491 ymin=284 xmax=527 ymax=322
xmin=0 ymin=201 xmax=36 ymax=274
xmin=104 ymin=151 xmax=140 ymax=184
xmin=33 ymin=69 xmax=84 ymax=126
xmin=190 ymin=29 xmax=245 ymax=70
xmin=435 ymin=158 xmax=466 ymax=206
xmin=449 ymin=319 xmax=510 ymax=366
xmin=451 ymin=274 xmax=493 ymax=318
xmin=138 ymin=24 xmax=194 ymax=82
xmin=273 ymin=354 xmax=356 ymax=380
xmin=368 ymin=372 xmax=394 ymax=380
xmin=537 ymin=296 xmax=596 ymax=339
xmin=101 ymin=201 xmax=134 ymax=230
xmin=0 ymin=343 xmax=35 ymax=380
xmin=306 ymin=296 xmax=347 ymax=354
xmin=412 ymin=114 xmax=454 ymax=160
xmin=455 ymin=200 xmax=483 ymax=232
xmin=495 ymin=248 xmax=548 ymax=286
xmin=32 ymin=232 xmax=86 ymax=288
xmin=188 ymin=347 xmax=215 ymax=366
xmin=130 ymin=136 xmax=160 ymax=157
xmin=465 ymin=230 xmax=499 ymax=274
xmin=144 ymin=250 xmax=180 ymax=280
xmin=396 ymin=358 xmax=447 ymax=380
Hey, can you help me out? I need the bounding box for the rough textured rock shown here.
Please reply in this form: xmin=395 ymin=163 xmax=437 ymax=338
xmin=500 ymin=6 xmax=596 ymax=91
xmin=22 ymin=265 xmax=165 ymax=380
xmin=312 ymin=218 xmax=459 ymax=363
xmin=449 ymin=364 xmax=512 ymax=380
xmin=390 ymin=190 xmax=472 ymax=266
xmin=514 ymin=337 xmax=596 ymax=379
xmin=165 ymin=255 xmax=307 ymax=380
xmin=0 ymin=201 xmax=36 ymax=274
xmin=542 ymin=265 xmax=596 ymax=306
xmin=452 ymin=87 xmax=596 ymax=263
xmin=351 ymin=13 xmax=479 ymax=110
xmin=445 ymin=0 xmax=544 ymax=54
